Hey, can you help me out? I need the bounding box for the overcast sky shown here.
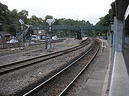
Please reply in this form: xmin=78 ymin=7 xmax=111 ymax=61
xmin=1 ymin=0 xmax=114 ymax=25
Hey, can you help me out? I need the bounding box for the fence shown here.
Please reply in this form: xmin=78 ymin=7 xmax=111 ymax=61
xmin=0 ymin=38 xmax=65 ymax=49
xmin=0 ymin=43 xmax=22 ymax=49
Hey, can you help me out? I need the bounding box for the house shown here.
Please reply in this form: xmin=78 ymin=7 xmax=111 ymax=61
xmin=0 ymin=32 xmax=11 ymax=43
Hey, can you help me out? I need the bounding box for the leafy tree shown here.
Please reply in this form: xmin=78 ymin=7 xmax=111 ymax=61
xmin=0 ymin=2 xmax=95 ymax=37
xmin=95 ymin=2 xmax=114 ymax=36
xmin=18 ymin=10 xmax=28 ymax=23
xmin=45 ymin=15 xmax=53 ymax=20
xmin=0 ymin=2 xmax=10 ymax=31
xmin=28 ymin=15 xmax=44 ymax=25
xmin=96 ymin=2 xmax=114 ymax=27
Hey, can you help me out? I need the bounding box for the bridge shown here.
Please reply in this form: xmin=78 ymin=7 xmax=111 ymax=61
xmin=30 ymin=25 xmax=108 ymax=31
xmin=16 ymin=24 xmax=108 ymax=42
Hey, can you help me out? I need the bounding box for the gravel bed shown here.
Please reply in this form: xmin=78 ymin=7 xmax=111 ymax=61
xmin=0 ymin=41 xmax=91 ymax=96
xmin=64 ymin=50 xmax=101 ymax=96
xmin=32 ymin=43 xmax=97 ymax=96
xmin=0 ymin=38 xmax=81 ymax=66
xmin=0 ymin=39 xmax=65 ymax=56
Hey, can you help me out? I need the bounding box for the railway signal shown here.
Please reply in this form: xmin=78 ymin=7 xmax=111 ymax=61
xmin=46 ymin=18 xmax=55 ymax=52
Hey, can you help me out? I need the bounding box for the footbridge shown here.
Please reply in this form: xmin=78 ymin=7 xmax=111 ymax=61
xmin=30 ymin=25 xmax=108 ymax=31
xmin=17 ymin=25 xmax=108 ymax=41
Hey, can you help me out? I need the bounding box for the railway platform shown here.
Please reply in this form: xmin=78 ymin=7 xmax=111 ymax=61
xmin=109 ymin=43 xmax=129 ymax=96
xmin=78 ymin=39 xmax=111 ymax=96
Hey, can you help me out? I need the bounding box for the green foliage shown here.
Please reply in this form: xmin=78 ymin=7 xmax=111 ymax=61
xmin=95 ymin=2 xmax=114 ymax=36
xmin=28 ymin=15 xmax=44 ymax=25
xmin=0 ymin=2 xmax=94 ymax=37
xmin=56 ymin=18 xmax=93 ymax=26
xmin=0 ymin=2 xmax=9 ymax=22
xmin=0 ymin=2 xmax=10 ymax=31
xmin=45 ymin=15 xmax=53 ymax=21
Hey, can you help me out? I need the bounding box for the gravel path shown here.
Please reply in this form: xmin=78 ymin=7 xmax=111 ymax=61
xmin=0 ymin=38 xmax=89 ymax=96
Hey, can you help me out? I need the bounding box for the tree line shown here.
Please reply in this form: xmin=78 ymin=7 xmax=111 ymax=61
xmin=0 ymin=2 xmax=93 ymax=36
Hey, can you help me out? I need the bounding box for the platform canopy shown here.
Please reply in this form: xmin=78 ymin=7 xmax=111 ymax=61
xmin=112 ymin=0 xmax=129 ymax=21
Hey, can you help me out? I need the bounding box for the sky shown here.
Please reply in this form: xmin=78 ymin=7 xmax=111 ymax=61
xmin=0 ymin=0 xmax=114 ymax=25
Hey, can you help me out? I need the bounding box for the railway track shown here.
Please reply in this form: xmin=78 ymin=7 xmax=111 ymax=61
xmin=22 ymin=39 xmax=100 ymax=96
xmin=0 ymin=38 xmax=91 ymax=75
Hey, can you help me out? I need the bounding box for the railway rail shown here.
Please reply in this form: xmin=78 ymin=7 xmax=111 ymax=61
xmin=0 ymin=38 xmax=91 ymax=75
xmin=23 ymin=39 xmax=100 ymax=96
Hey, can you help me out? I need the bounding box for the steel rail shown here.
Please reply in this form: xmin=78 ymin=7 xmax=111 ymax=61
xmin=0 ymin=38 xmax=91 ymax=75
xmin=59 ymin=41 xmax=100 ymax=96
xmin=23 ymin=40 xmax=99 ymax=96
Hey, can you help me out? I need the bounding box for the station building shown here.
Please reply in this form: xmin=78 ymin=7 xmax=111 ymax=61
xmin=109 ymin=0 xmax=129 ymax=96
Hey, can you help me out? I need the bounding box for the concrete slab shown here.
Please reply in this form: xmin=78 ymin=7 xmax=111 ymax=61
xmin=79 ymin=79 xmax=103 ymax=96
xmin=89 ymin=70 xmax=107 ymax=80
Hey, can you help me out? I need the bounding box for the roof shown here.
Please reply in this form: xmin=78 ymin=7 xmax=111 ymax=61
xmin=115 ymin=0 xmax=129 ymax=20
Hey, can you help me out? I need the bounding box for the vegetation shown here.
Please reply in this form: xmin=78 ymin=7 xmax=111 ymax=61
xmin=95 ymin=2 xmax=114 ymax=36
xmin=0 ymin=2 xmax=93 ymax=37
xmin=0 ymin=2 xmax=115 ymax=37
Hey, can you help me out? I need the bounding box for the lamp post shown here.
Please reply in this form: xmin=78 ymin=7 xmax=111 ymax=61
xmin=46 ymin=18 xmax=55 ymax=52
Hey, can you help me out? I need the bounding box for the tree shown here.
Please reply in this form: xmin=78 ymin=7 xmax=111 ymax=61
xmin=0 ymin=2 xmax=10 ymax=31
xmin=95 ymin=2 xmax=114 ymax=36
xmin=28 ymin=15 xmax=44 ymax=25
xmin=18 ymin=10 xmax=28 ymax=23
xmin=96 ymin=2 xmax=114 ymax=26
xmin=45 ymin=15 xmax=53 ymax=20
